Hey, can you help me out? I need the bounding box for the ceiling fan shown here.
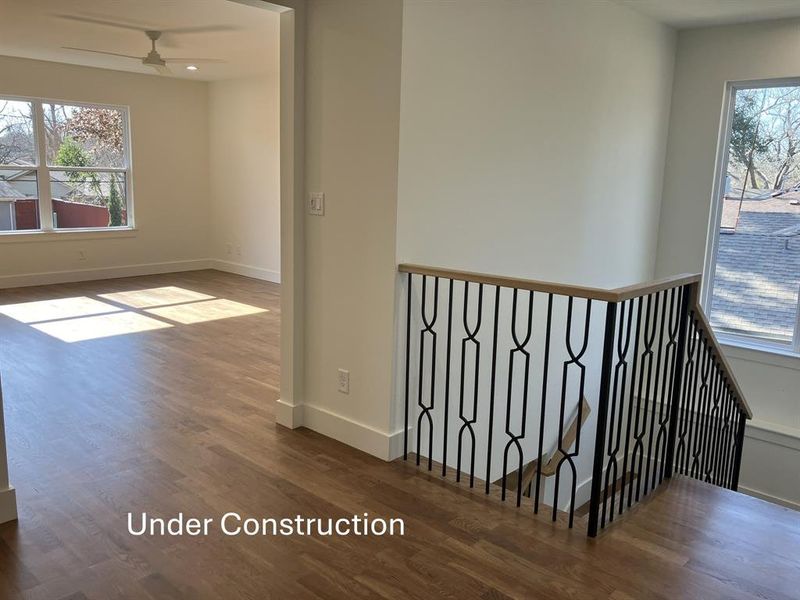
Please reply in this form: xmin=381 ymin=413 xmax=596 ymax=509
xmin=58 ymin=15 xmax=231 ymax=75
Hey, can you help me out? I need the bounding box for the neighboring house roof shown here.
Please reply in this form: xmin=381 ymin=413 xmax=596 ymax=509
xmin=711 ymin=192 xmax=800 ymax=340
xmin=0 ymin=179 xmax=25 ymax=200
xmin=0 ymin=169 xmax=95 ymax=203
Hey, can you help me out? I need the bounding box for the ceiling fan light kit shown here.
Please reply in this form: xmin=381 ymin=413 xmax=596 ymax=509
xmin=142 ymin=30 xmax=166 ymax=68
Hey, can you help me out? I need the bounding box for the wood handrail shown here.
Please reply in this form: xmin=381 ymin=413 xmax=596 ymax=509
xmin=398 ymin=263 xmax=752 ymax=420
xmin=398 ymin=264 xmax=701 ymax=303
xmin=690 ymin=303 xmax=753 ymax=419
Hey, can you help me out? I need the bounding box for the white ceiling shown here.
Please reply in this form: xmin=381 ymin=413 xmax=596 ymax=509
xmin=618 ymin=0 xmax=800 ymax=29
xmin=0 ymin=0 xmax=279 ymax=81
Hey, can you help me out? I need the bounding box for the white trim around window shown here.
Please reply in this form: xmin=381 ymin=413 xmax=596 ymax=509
xmin=702 ymin=77 xmax=800 ymax=359
xmin=0 ymin=94 xmax=134 ymax=237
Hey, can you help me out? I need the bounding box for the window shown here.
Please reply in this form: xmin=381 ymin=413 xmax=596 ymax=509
xmin=706 ymin=81 xmax=800 ymax=353
xmin=0 ymin=97 xmax=132 ymax=233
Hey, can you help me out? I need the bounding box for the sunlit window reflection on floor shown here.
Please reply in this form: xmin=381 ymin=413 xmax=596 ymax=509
xmin=98 ymin=286 xmax=215 ymax=309
xmin=0 ymin=286 xmax=268 ymax=343
xmin=31 ymin=312 xmax=172 ymax=343
xmin=0 ymin=296 xmax=122 ymax=324
xmin=146 ymin=299 xmax=267 ymax=324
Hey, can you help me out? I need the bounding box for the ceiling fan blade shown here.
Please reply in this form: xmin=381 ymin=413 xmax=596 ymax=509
xmin=56 ymin=16 xmax=238 ymax=36
xmin=164 ymin=58 xmax=226 ymax=64
xmin=55 ymin=14 xmax=149 ymax=32
xmin=62 ymin=46 xmax=141 ymax=60
xmin=161 ymin=25 xmax=239 ymax=35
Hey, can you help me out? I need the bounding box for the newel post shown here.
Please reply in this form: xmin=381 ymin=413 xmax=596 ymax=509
xmin=731 ymin=414 xmax=747 ymax=491
xmin=663 ymin=282 xmax=695 ymax=480
xmin=587 ymin=301 xmax=618 ymax=538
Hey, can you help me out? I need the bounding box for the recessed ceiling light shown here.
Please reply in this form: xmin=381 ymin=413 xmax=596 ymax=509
xmin=186 ymin=65 xmax=198 ymax=71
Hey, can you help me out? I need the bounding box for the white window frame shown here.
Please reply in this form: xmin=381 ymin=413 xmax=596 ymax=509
xmin=702 ymin=77 xmax=800 ymax=357
xmin=0 ymin=94 xmax=134 ymax=236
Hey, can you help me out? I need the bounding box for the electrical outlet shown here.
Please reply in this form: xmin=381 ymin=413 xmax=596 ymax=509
xmin=309 ymin=192 xmax=325 ymax=216
xmin=337 ymin=369 xmax=350 ymax=394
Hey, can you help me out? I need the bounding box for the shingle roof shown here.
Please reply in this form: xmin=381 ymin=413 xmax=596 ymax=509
xmin=0 ymin=179 xmax=25 ymax=200
xmin=711 ymin=192 xmax=800 ymax=339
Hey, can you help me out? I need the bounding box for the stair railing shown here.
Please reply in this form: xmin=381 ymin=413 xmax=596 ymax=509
xmin=398 ymin=264 xmax=752 ymax=537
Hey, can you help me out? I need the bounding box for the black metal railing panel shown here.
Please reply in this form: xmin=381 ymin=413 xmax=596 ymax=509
xmin=673 ymin=310 xmax=747 ymax=491
xmin=591 ymin=285 xmax=689 ymax=532
xmin=399 ymin=267 xmax=750 ymax=538
xmin=402 ymin=272 xmax=603 ymax=527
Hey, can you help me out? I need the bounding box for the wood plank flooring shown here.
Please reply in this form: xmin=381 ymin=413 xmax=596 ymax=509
xmin=0 ymin=270 xmax=797 ymax=599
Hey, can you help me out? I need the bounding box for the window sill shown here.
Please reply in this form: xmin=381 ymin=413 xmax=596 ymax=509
xmin=0 ymin=228 xmax=137 ymax=244
xmin=719 ymin=334 xmax=800 ymax=372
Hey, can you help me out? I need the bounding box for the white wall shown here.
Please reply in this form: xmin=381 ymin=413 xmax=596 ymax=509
xmin=0 ymin=45 xmax=282 ymax=523
xmin=397 ymin=0 xmax=676 ymax=288
xmin=298 ymin=0 xmax=404 ymax=458
xmin=655 ymin=19 xmax=800 ymax=507
xmin=393 ymin=1 xmax=675 ymax=492
xmin=0 ymin=56 xmax=211 ymax=285
xmin=209 ymin=74 xmax=281 ymax=283
xmin=0 ymin=379 xmax=16 ymax=523
xmin=291 ymin=0 xmax=678 ymax=463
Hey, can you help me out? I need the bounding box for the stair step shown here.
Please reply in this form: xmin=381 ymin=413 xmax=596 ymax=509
xmin=574 ymin=472 xmax=637 ymax=518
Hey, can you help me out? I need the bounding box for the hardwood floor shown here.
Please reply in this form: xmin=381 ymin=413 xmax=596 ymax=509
xmin=0 ymin=270 xmax=797 ymax=599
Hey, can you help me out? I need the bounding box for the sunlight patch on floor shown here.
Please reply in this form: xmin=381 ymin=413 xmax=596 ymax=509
xmin=31 ymin=312 xmax=173 ymax=343
xmin=98 ymin=286 xmax=215 ymax=309
xmin=0 ymin=296 xmax=121 ymax=324
xmin=0 ymin=287 xmax=268 ymax=342
xmin=146 ymin=298 xmax=268 ymax=324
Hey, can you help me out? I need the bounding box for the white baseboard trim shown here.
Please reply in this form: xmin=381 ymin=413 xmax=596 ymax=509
xmin=284 ymin=403 xmax=402 ymax=462
xmin=210 ymin=260 xmax=280 ymax=284
xmin=0 ymin=486 xmax=17 ymax=524
xmin=275 ymin=398 xmax=303 ymax=429
xmin=739 ymin=485 xmax=800 ymax=511
xmin=740 ymin=423 xmax=800 ymax=510
xmin=0 ymin=259 xmax=212 ymax=289
xmin=746 ymin=419 xmax=800 ymax=451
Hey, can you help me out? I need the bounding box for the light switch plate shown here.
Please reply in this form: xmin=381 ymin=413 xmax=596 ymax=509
xmin=309 ymin=192 xmax=325 ymax=216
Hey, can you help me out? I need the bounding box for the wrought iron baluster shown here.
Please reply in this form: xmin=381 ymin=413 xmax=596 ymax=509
xmin=723 ymin=389 xmax=737 ymax=488
xmin=442 ymin=279 xmax=454 ymax=477
xmin=629 ymin=293 xmax=658 ymax=507
xmin=731 ymin=410 xmax=746 ymax=491
xmin=416 ymin=276 xmax=440 ymax=469
xmin=403 ymin=272 xmax=412 ymax=460
xmin=675 ymin=317 xmax=698 ymax=475
xmin=711 ymin=371 xmax=728 ymax=485
xmin=691 ymin=339 xmax=712 ymax=479
xmin=457 ymin=281 xmax=483 ymax=486
xmin=588 ymin=300 xmax=618 ymax=537
xmin=485 ymin=286 xmax=502 ymax=494
xmin=553 ymin=297 xmax=592 ymax=527
xmin=619 ymin=296 xmax=644 ymax=515
xmin=602 ymin=298 xmax=633 ymax=527
xmin=722 ymin=387 xmax=736 ymax=487
xmin=501 ymin=289 xmax=534 ymax=506
xmin=533 ymin=294 xmax=553 ymax=514
xmin=663 ymin=284 xmax=691 ymax=483
xmin=684 ymin=317 xmax=704 ymax=476
xmin=718 ymin=388 xmax=731 ymax=488
xmin=654 ymin=287 xmax=681 ymax=486
xmin=644 ymin=290 xmax=669 ymax=494
xmin=703 ymin=350 xmax=719 ymax=480
xmin=700 ymin=358 xmax=722 ymax=483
